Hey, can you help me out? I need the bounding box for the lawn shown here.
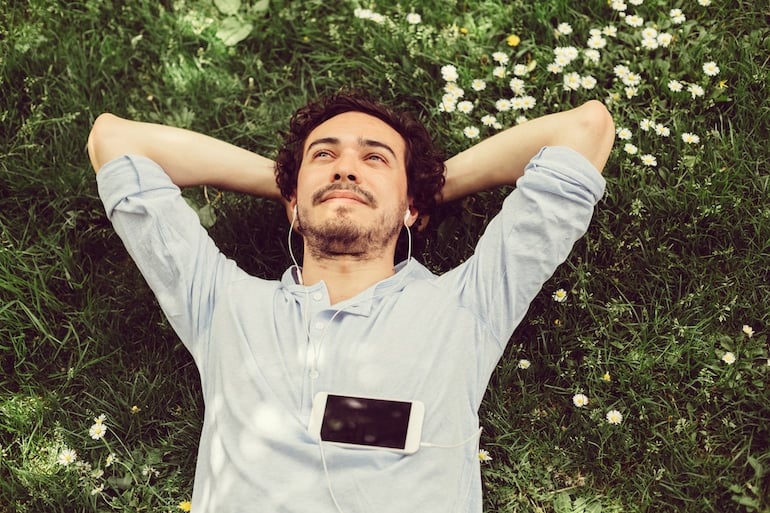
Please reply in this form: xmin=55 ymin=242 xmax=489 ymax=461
xmin=1 ymin=0 xmax=768 ymax=511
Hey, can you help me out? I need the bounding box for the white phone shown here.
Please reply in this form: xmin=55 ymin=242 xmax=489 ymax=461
xmin=308 ymin=392 xmax=425 ymax=454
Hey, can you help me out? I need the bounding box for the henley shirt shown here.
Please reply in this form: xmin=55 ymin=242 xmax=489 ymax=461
xmin=97 ymin=146 xmax=605 ymax=513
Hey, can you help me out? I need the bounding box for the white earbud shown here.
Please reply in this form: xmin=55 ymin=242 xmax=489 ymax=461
xmin=403 ymin=209 xmax=411 ymax=224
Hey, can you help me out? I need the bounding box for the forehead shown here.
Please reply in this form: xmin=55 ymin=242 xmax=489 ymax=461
xmin=303 ymin=111 xmax=406 ymax=160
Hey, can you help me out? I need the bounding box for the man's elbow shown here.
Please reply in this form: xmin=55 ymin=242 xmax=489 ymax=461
xmin=87 ymin=112 xmax=120 ymax=174
xmin=577 ymin=100 xmax=615 ymax=173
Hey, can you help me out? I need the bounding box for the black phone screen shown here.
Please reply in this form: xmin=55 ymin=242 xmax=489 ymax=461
xmin=320 ymin=394 xmax=412 ymax=449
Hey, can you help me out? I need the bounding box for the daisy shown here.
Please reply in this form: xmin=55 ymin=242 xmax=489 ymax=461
xmin=518 ymin=359 xmax=531 ymax=369
xmin=89 ymin=422 xmax=108 ymax=440
xmin=584 ymin=49 xmax=601 ymax=64
xmin=493 ymin=66 xmax=507 ymax=79
xmin=625 ymin=86 xmax=639 ymax=99
xmin=463 ymin=126 xmax=480 ymax=139
xmin=406 ymin=13 xmax=422 ymax=25
xmin=616 ymin=127 xmax=632 ymax=140
xmin=556 ymin=22 xmax=573 ymax=36
xmin=444 ymin=82 xmax=464 ymax=99
xmin=640 ymin=154 xmax=657 ymax=167
xmin=509 ymin=78 xmax=526 ymax=95
xmin=495 ymin=98 xmax=512 ymax=112
xmin=610 ymin=0 xmax=627 ymax=12
xmin=688 ymin=84 xmax=705 ymax=98
xmin=457 ymin=101 xmax=474 ymax=114
xmin=742 ymin=325 xmax=754 ymax=337
xmin=439 ymin=95 xmax=457 ymax=113
xmin=520 ymin=96 xmax=537 ymax=110
xmin=441 ymin=65 xmax=459 ymax=82
xmin=581 ymin=75 xmax=597 ymax=89
xmin=654 ymin=124 xmax=670 ymax=137
xmin=657 ymin=33 xmax=673 ymax=47
xmin=613 ymin=64 xmax=631 ymax=79
xmin=625 ymin=15 xmax=644 ymax=27
xmin=478 ymin=449 xmax=493 ymax=462
xmin=563 ymin=72 xmax=581 ymax=91
xmin=57 ymin=448 xmax=77 ymax=466
xmin=572 ymin=394 xmax=589 ymax=407
xmin=670 ymin=9 xmax=686 ymax=24
xmin=480 ymin=115 xmax=498 ymax=127
xmin=587 ymin=34 xmax=607 ymax=49
xmin=703 ymin=61 xmax=720 ymax=77
xmin=722 ymin=352 xmax=736 ymax=364
xmin=624 ymin=143 xmax=638 ymax=154
xmin=552 ymin=288 xmax=568 ymax=302
xmin=668 ymin=80 xmax=683 ymax=92
xmin=622 ymin=72 xmax=641 ymax=87
xmin=602 ymin=25 xmax=618 ymax=37
xmin=606 ymin=410 xmax=623 ymax=425
xmin=639 ymin=118 xmax=654 ymax=131
xmin=471 ymin=79 xmax=487 ymax=92
xmin=641 ymin=38 xmax=659 ymax=50
xmin=513 ymin=64 xmax=529 ymax=77
xmin=554 ymin=46 xmax=579 ymax=62
xmin=492 ymin=52 xmax=509 ymax=65
xmin=547 ymin=62 xmax=563 ymax=74
xmin=681 ymin=133 xmax=700 ymax=144
xmin=698 ymin=0 xmax=711 ymax=5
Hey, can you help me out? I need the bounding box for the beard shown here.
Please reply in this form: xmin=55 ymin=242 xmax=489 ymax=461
xmin=298 ymin=204 xmax=404 ymax=260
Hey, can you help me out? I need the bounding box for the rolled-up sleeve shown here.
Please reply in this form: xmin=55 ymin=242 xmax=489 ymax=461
xmin=444 ymin=146 xmax=606 ymax=349
xmin=96 ymin=155 xmax=240 ymax=357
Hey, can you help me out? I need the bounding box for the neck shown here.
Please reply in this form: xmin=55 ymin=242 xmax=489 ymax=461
xmin=300 ymin=250 xmax=398 ymax=304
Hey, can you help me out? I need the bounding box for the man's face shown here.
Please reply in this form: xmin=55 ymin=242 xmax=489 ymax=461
xmin=293 ymin=111 xmax=410 ymax=259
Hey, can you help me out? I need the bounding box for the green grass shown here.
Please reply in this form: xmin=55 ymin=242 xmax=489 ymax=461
xmin=1 ymin=0 xmax=769 ymax=511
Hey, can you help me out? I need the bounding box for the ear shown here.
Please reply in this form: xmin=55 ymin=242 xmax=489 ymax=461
xmin=403 ymin=204 xmax=419 ymax=227
xmin=285 ymin=196 xmax=298 ymax=226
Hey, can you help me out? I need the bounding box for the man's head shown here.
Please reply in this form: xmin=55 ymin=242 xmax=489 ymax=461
xmin=275 ymin=91 xmax=446 ymax=218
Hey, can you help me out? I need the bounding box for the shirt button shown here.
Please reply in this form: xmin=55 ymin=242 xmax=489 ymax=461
xmin=312 ymin=292 xmax=323 ymax=301
xmin=313 ymin=321 xmax=325 ymax=331
xmin=308 ymin=369 xmax=319 ymax=379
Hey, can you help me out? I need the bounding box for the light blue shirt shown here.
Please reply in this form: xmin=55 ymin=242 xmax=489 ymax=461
xmin=97 ymin=146 xmax=605 ymax=513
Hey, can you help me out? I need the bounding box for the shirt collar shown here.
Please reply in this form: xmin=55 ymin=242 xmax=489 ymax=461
xmin=280 ymin=259 xmax=431 ymax=317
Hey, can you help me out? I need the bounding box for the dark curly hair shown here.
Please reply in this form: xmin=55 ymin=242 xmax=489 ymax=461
xmin=275 ymin=91 xmax=446 ymax=215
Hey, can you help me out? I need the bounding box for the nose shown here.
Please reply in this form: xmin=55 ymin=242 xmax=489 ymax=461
xmin=332 ymin=152 xmax=359 ymax=183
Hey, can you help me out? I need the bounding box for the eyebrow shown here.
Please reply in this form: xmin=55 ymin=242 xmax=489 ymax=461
xmin=305 ymin=137 xmax=398 ymax=160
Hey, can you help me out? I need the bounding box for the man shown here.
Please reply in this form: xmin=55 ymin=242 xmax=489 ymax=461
xmin=88 ymin=91 xmax=614 ymax=512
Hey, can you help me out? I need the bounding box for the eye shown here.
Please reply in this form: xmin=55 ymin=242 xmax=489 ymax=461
xmin=313 ymin=149 xmax=333 ymax=159
xmin=366 ymin=153 xmax=387 ymax=163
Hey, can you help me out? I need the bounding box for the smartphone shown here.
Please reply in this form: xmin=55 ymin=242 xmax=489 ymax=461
xmin=308 ymin=392 xmax=425 ymax=454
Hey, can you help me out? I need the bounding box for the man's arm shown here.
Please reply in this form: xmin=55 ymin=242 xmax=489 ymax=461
xmin=87 ymin=113 xmax=282 ymax=200
xmin=441 ymin=100 xmax=615 ymax=203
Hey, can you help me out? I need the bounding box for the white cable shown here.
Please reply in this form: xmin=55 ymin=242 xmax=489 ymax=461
xmin=288 ymin=205 xmax=303 ymax=284
xmin=420 ymin=427 xmax=483 ymax=449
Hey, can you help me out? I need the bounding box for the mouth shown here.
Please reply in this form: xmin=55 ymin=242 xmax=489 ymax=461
xmin=313 ymin=185 xmax=375 ymax=206
xmin=321 ymin=191 xmax=368 ymax=204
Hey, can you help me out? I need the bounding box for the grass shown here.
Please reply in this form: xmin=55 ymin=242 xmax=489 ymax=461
xmin=1 ymin=0 xmax=769 ymax=511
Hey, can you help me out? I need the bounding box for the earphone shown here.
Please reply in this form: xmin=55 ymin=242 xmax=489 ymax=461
xmin=293 ymin=203 xmax=298 ymax=222
xmin=403 ymin=208 xmax=411 ymax=225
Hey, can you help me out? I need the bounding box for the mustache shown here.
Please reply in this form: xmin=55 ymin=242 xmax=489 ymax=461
xmin=311 ymin=183 xmax=376 ymax=206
